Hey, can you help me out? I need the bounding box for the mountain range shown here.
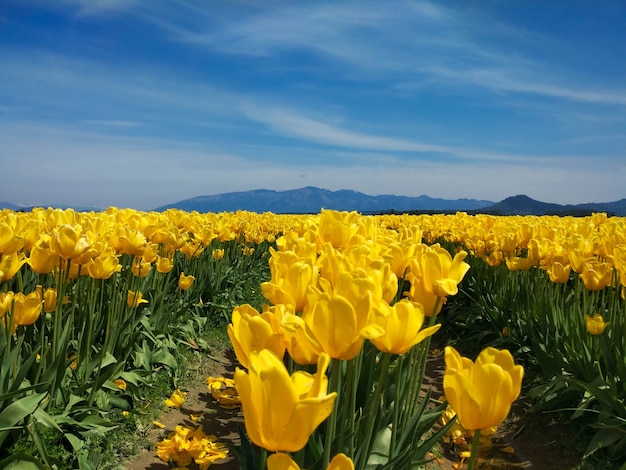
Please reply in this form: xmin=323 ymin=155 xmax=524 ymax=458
xmin=2 ymin=187 xmax=625 ymax=216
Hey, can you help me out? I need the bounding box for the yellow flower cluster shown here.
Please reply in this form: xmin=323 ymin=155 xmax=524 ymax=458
xmin=206 ymin=376 xmax=240 ymax=409
xmin=156 ymin=425 xmax=228 ymax=469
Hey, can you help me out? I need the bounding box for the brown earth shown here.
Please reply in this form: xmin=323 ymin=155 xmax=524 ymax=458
xmin=124 ymin=346 xmax=584 ymax=470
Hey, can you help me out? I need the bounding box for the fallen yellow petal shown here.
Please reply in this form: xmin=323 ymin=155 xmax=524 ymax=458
xmin=152 ymin=420 xmax=166 ymax=429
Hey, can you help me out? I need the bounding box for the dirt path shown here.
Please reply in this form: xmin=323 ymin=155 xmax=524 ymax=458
xmin=125 ymin=345 xmax=583 ymax=470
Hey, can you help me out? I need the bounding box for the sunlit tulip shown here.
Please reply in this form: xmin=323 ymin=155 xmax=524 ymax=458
xmin=227 ymin=304 xmax=285 ymax=369
xmin=317 ymin=209 xmax=361 ymax=249
xmin=262 ymin=250 xmax=316 ymax=312
xmin=115 ymin=229 xmax=147 ymax=257
xmin=212 ymin=248 xmax=224 ymax=260
xmin=0 ymin=223 xmax=24 ymax=254
xmin=10 ymin=291 xmax=43 ymax=331
xmin=127 ymin=290 xmax=148 ymax=308
xmin=0 ymin=253 xmax=27 ymax=282
xmin=585 ymin=314 xmax=609 ymax=335
xmin=85 ymin=255 xmax=122 ymax=279
xmin=579 ymin=261 xmax=612 ymax=291
xmin=35 ymin=285 xmax=57 ymax=313
xmin=234 ymin=349 xmax=337 ymax=452
xmin=443 ymin=346 xmax=523 ymax=432
xmin=268 ymin=452 xmax=354 ymax=470
xmin=131 ymin=258 xmax=152 ymax=277
xmin=303 ymin=289 xmax=383 ymax=361
xmin=404 ymin=271 xmax=444 ymax=316
xmin=280 ymin=312 xmax=323 ymax=365
xmin=419 ymin=245 xmax=470 ymax=297
xmin=545 ymin=261 xmax=571 ymax=284
xmin=28 ymin=242 xmax=60 ymax=274
xmin=51 ymin=224 xmax=90 ymax=260
xmin=178 ymin=272 xmax=195 ymax=290
xmin=370 ymin=299 xmax=441 ymax=354
xmin=155 ymin=256 xmax=174 ymax=273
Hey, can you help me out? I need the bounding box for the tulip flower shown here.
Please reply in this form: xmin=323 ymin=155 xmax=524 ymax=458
xmin=155 ymin=256 xmax=174 ymax=273
xmin=0 ymin=252 xmax=27 ymax=282
xmin=164 ymin=389 xmax=187 ymax=408
xmin=585 ymin=313 xmax=609 ymax=335
xmin=178 ymin=272 xmax=195 ymax=290
xmin=85 ymin=254 xmax=122 ymax=279
xmin=261 ymin=250 xmax=316 ymax=312
xmin=50 ymin=224 xmax=91 ymax=260
xmin=28 ymin=242 xmax=60 ymax=274
xmin=443 ymin=346 xmax=523 ymax=432
xmin=234 ymin=349 xmax=337 ymax=452
xmin=0 ymin=223 xmax=24 ymax=255
xmin=227 ymin=304 xmax=285 ymax=369
xmin=127 ymin=290 xmax=148 ymax=308
xmin=444 ymin=346 xmax=523 ymax=470
xmin=370 ymin=299 xmax=441 ymax=355
xmin=268 ymin=452 xmax=354 ymax=470
xmin=302 ymin=289 xmax=384 ymax=361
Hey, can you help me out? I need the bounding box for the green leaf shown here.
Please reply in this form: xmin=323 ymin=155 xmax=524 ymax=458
xmin=0 ymin=392 xmax=47 ymax=429
xmin=0 ymin=454 xmax=45 ymax=470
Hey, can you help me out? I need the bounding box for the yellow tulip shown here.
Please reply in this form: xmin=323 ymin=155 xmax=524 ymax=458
xmin=303 ymin=289 xmax=383 ymax=361
xmin=212 ymin=248 xmax=224 ymax=260
xmin=35 ymin=285 xmax=57 ymax=313
xmin=50 ymin=224 xmax=90 ymax=260
xmin=0 ymin=223 xmax=24 ymax=255
xmin=164 ymin=389 xmax=187 ymax=408
xmin=370 ymin=299 xmax=441 ymax=355
xmin=280 ymin=312 xmax=323 ymax=365
xmin=0 ymin=253 xmax=27 ymax=282
xmin=234 ymin=349 xmax=337 ymax=452
xmin=9 ymin=291 xmax=43 ymax=332
xmin=443 ymin=346 xmax=523 ymax=432
xmin=585 ymin=313 xmax=609 ymax=335
xmin=227 ymin=304 xmax=285 ymax=369
xmin=268 ymin=452 xmax=354 ymax=470
xmin=127 ymin=290 xmax=148 ymax=308
xmin=420 ymin=245 xmax=470 ymax=297
xmin=155 ymin=256 xmax=174 ymax=273
xmin=131 ymin=258 xmax=152 ymax=278
xmin=28 ymin=242 xmax=60 ymax=274
xmin=178 ymin=272 xmax=195 ymax=291
xmin=317 ymin=209 xmax=360 ymax=249
xmin=262 ymin=250 xmax=316 ymax=312
xmin=85 ymin=254 xmax=122 ymax=279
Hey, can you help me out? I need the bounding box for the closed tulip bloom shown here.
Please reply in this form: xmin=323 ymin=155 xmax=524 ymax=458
xmin=280 ymin=313 xmax=323 ymax=365
xmin=85 ymin=255 xmax=122 ymax=279
xmin=234 ymin=349 xmax=337 ymax=452
xmin=51 ymin=224 xmax=90 ymax=260
xmin=303 ymin=289 xmax=384 ymax=360
xmin=28 ymin=242 xmax=60 ymax=274
xmin=262 ymin=250 xmax=316 ymax=312
xmin=0 ymin=223 xmax=24 ymax=255
xmin=155 ymin=256 xmax=174 ymax=273
xmin=178 ymin=272 xmax=195 ymax=290
xmin=227 ymin=304 xmax=285 ymax=369
xmin=268 ymin=452 xmax=354 ymax=470
xmin=132 ymin=258 xmax=152 ymax=278
xmin=370 ymin=299 xmax=441 ymax=355
xmin=11 ymin=291 xmax=43 ymax=331
xmin=35 ymin=285 xmax=57 ymax=313
xmin=545 ymin=261 xmax=571 ymax=284
xmin=585 ymin=314 xmax=609 ymax=335
xmin=0 ymin=253 xmax=27 ymax=282
xmin=420 ymin=245 xmax=470 ymax=297
xmin=443 ymin=346 xmax=523 ymax=432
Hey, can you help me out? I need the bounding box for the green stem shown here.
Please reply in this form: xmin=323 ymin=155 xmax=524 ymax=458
xmin=259 ymin=448 xmax=267 ymax=470
xmin=467 ymin=429 xmax=481 ymax=470
xmin=323 ymin=358 xmax=342 ymax=468
xmin=360 ymin=352 xmax=390 ymax=467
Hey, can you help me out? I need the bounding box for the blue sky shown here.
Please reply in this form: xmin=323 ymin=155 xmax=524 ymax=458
xmin=1 ymin=0 xmax=625 ymax=210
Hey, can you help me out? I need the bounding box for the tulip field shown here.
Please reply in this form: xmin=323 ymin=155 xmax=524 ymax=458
xmin=0 ymin=207 xmax=624 ymax=469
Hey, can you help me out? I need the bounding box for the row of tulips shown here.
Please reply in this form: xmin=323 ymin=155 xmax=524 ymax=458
xmin=1 ymin=206 xmax=623 ymax=467
xmin=227 ymin=209 xmax=525 ymax=470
